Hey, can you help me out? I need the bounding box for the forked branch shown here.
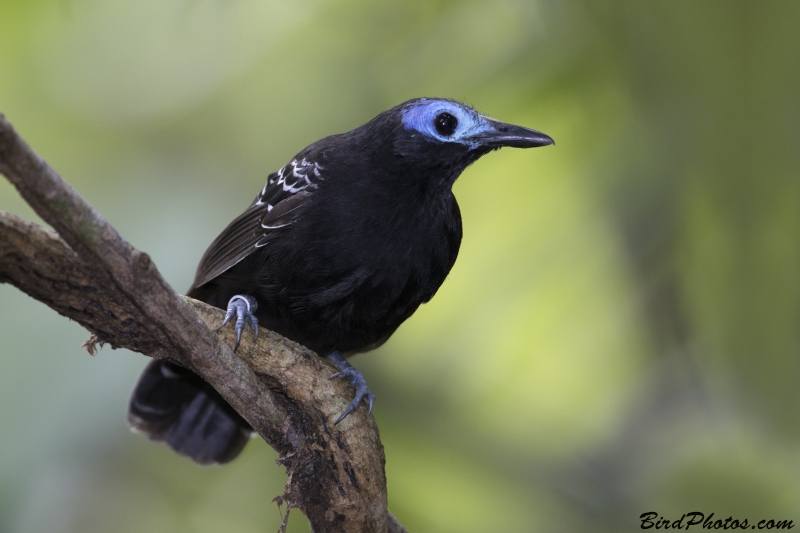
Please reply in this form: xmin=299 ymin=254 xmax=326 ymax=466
xmin=0 ymin=114 xmax=406 ymax=533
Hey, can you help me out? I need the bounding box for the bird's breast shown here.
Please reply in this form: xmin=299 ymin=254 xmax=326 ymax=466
xmin=326 ymin=188 xmax=461 ymax=277
xmin=265 ymin=190 xmax=462 ymax=352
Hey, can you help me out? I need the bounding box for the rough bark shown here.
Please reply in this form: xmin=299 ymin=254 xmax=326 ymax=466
xmin=0 ymin=113 xmax=407 ymax=533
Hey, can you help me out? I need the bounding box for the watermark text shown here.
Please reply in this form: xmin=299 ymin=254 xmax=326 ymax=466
xmin=640 ymin=512 xmax=794 ymax=530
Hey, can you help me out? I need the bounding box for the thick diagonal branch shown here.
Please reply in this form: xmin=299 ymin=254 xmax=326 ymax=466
xmin=0 ymin=114 xmax=406 ymax=533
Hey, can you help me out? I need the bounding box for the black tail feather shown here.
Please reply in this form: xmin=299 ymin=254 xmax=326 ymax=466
xmin=128 ymin=360 xmax=252 ymax=465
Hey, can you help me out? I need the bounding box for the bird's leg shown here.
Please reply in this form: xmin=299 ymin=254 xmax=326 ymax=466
xmin=327 ymin=351 xmax=376 ymax=424
xmin=217 ymin=295 xmax=259 ymax=351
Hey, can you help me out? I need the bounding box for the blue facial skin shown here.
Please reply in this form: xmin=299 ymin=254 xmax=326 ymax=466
xmin=401 ymin=99 xmax=494 ymax=149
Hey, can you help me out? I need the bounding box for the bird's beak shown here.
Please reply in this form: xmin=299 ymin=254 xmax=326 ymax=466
xmin=466 ymin=119 xmax=555 ymax=149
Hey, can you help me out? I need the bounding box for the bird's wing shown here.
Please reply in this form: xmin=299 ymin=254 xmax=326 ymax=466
xmin=190 ymin=157 xmax=324 ymax=289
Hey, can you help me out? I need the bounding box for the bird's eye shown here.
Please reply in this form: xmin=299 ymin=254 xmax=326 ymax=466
xmin=434 ymin=112 xmax=458 ymax=136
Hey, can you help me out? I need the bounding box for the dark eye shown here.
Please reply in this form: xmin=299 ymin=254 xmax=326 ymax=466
xmin=434 ymin=112 xmax=458 ymax=136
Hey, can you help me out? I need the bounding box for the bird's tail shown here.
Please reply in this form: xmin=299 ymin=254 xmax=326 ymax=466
xmin=127 ymin=360 xmax=252 ymax=465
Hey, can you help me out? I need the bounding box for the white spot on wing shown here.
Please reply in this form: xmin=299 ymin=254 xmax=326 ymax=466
xmin=261 ymin=222 xmax=291 ymax=229
xmin=277 ymin=158 xmax=321 ymax=193
xmin=255 ymin=159 xmax=320 ymax=208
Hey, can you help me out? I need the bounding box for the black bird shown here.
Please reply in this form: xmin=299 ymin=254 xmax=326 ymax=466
xmin=127 ymin=98 xmax=553 ymax=464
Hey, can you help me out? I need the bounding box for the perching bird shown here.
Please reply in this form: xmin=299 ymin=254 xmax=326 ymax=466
xmin=127 ymin=98 xmax=553 ymax=464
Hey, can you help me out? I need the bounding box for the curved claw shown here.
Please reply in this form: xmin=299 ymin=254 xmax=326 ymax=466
xmin=217 ymin=295 xmax=259 ymax=351
xmin=234 ymin=326 xmax=243 ymax=351
xmin=336 ymin=398 xmax=360 ymax=424
xmin=365 ymin=392 xmax=375 ymax=416
xmin=328 ymin=364 xmax=376 ymax=424
xmin=248 ymin=314 xmax=259 ymax=343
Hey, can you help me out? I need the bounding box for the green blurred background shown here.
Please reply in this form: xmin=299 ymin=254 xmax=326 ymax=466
xmin=1 ymin=0 xmax=798 ymax=531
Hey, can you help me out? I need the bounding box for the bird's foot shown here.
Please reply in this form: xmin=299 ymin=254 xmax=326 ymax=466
xmin=327 ymin=351 xmax=375 ymax=424
xmin=217 ymin=295 xmax=259 ymax=351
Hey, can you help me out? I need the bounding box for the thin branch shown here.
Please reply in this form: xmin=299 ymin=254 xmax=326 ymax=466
xmin=0 ymin=114 xmax=400 ymax=533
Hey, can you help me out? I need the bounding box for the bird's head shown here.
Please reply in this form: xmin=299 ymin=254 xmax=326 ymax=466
xmin=369 ymin=98 xmax=554 ymax=184
xmin=322 ymin=98 xmax=553 ymax=190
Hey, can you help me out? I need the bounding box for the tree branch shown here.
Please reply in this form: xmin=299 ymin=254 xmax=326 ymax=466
xmin=0 ymin=113 xmax=407 ymax=533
